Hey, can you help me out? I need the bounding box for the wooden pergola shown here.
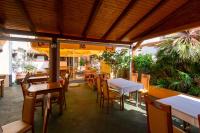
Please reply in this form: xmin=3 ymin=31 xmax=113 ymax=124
xmin=0 ymin=0 xmax=200 ymax=81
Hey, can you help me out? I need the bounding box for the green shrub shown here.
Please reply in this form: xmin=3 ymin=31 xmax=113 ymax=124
xmin=133 ymin=54 xmax=153 ymax=73
xmin=188 ymin=86 xmax=200 ymax=96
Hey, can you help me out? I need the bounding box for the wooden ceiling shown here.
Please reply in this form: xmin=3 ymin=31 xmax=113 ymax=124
xmin=0 ymin=0 xmax=200 ymax=45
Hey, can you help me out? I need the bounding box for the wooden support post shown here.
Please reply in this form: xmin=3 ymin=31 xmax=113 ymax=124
xmin=49 ymin=37 xmax=60 ymax=82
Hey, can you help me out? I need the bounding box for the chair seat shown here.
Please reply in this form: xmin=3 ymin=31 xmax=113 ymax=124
xmin=2 ymin=120 xmax=32 ymax=133
xmin=139 ymin=89 xmax=148 ymax=93
xmin=173 ymin=126 xmax=185 ymax=133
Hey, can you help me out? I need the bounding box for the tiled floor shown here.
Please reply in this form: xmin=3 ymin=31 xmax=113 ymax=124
xmin=0 ymin=82 xmax=147 ymax=133
xmin=0 ymin=81 xmax=198 ymax=133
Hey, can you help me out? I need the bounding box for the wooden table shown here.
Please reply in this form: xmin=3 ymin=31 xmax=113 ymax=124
xmin=108 ymin=78 xmax=144 ymax=109
xmin=158 ymin=94 xmax=200 ymax=128
xmin=0 ymin=79 xmax=4 ymax=97
xmin=28 ymin=76 xmax=49 ymax=84
xmin=28 ymin=82 xmax=63 ymax=114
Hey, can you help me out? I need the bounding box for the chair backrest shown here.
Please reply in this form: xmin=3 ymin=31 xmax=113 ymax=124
xmin=20 ymin=81 xmax=29 ymax=98
xmin=63 ymin=76 xmax=69 ymax=91
xmin=104 ymin=73 xmax=110 ymax=80
xmin=22 ymin=93 xmax=36 ymax=125
xmin=102 ymin=80 xmax=109 ymax=98
xmin=22 ymin=72 xmax=30 ymax=84
xmin=43 ymin=96 xmax=50 ymax=133
xmin=132 ymin=73 xmax=138 ymax=82
xmin=141 ymin=74 xmax=150 ymax=90
xmin=0 ymin=75 xmax=6 ymax=79
xmin=144 ymin=95 xmax=173 ymax=133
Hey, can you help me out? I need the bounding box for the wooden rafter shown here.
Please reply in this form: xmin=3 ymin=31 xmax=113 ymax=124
xmin=117 ymin=0 xmax=168 ymax=41
xmin=0 ymin=16 xmax=5 ymax=26
xmin=132 ymin=41 xmax=143 ymax=51
xmin=131 ymin=1 xmax=190 ymax=42
xmin=101 ymin=0 xmax=138 ymax=39
xmin=15 ymin=0 xmax=35 ymax=32
xmin=0 ymin=28 xmax=132 ymax=45
xmin=56 ymin=0 xmax=64 ymax=34
xmin=82 ymin=0 xmax=103 ymax=37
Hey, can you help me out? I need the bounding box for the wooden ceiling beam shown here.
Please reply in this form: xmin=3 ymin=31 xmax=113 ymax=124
xmin=132 ymin=41 xmax=143 ymax=51
xmin=130 ymin=1 xmax=192 ymax=42
xmin=0 ymin=28 xmax=132 ymax=45
xmin=82 ymin=0 xmax=103 ymax=37
xmin=117 ymin=0 xmax=168 ymax=41
xmin=101 ymin=0 xmax=138 ymax=39
xmin=56 ymin=0 xmax=64 ymax=34
xmin=15 ymin=0 xmax=35 ymax=32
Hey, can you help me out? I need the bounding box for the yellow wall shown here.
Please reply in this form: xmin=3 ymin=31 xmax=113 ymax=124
xmin=148 ymin=85 xmax=180 ymax=99
xmin=100 ymin=61 xmax=111 ymax=74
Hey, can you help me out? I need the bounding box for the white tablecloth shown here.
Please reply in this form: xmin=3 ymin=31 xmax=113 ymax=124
xmin=108 ymin=78 xmax=144 ymax=94
xmin=158 ymin=94 xmax=200 ymax=127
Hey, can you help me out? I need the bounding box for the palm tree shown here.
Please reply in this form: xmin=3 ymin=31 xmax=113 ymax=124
xmin=159 ymin=29 xmax=200 ymax=62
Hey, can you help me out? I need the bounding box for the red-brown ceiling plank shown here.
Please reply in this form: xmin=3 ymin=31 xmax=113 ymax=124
xmin=56 ymin=0 xmax=64 ymax=34
xmin=131 ymin=0 xmax=199 ymax=42
xmin=101 ymin=0 xmax=138 ymax=39
xmin=15 ymin=0 xmax=36 ymax=32
xmin=117 ymin=0 xmax=168 ymax=41
xmin=81 ymin=0 xmax=103 ymax=37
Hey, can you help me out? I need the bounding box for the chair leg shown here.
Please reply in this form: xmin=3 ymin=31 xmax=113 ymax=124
xmin=139 ymin=93 xmax=142 ymax=107
xmin=96 ymin=93 xmax=98 ymax=103
xmin=107 ymin=99 xmax=109 ymax=113
xmin=102 ymin=97 xmax=104 ymax=108
xmin=100 ymin=95 xmax=102 ymax=108
xmin=120 ymin=98 xmax=122 ymax=111
xmin=32 ymin=127 xmax=35 ymax=133
xmin=42 ymin=102 xmax=44 ymax=116
xmin=63 ymin=93 xmax=67 ymax=109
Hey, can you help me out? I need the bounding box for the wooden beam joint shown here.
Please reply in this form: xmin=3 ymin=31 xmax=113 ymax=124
xmin=102 ymin=0 xmax=138 ymax=39
xmin=15 ymin=0 xmax=35 ymax=32
xmin=82 ymin=0 xmax=103 ymax=37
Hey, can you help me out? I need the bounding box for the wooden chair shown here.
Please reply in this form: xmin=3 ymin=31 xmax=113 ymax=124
xmin=87 ymin=74 xmax=95 ymax=89
xmin=42 ymin=96 xmax=50 ymax=133
xmin=144 ymin=95 xmax=185 ymax=133
xmin=139 ymin=74 xmax=150 ymax=106
xmin=96 ymin=76 xmax=103 ymax=106
xmin=0 ymin=75 xmax=6 ymax=97
xmin=101 ymin=80 xmax=122 ymax=113
xmin=2 ymin=94 xmax=36 ymax=133
xmin=129 ymin=73 xmax=138 ymax=99
xmin=20 ymin=81 xmax=44 ymax=113
xmin=132 ymin=73 xmax=138 ymax=82
xmin=49 ymin=76 xmax=68 ymax=110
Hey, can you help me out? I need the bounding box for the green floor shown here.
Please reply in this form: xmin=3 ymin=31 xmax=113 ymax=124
xmin=0 ymin=82 xmax=147 ymax=133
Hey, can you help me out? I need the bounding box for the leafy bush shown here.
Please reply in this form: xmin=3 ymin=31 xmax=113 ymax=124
xmin=101 ymin=49 xmax=131 ymax=78
xmin=188 ymin=86 xmax=200 ymax=96
xmin=133 ymin=54 xmax=153 ymax=74
xmin=133 ymin=29 xmax=200 ymax=96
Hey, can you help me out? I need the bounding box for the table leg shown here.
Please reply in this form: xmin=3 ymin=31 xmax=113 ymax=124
xmin=59 ymin=90 xmax=63 ymax=115
xmin=136 ymin=91 xmax=138 ymax=107
xmin=0 ymin=81 xmax=3 ymax=97
xmin=183 ymin=121 xmax=191 ymax=133
xmin=122 ymin=94 xmax=124 ymax=111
